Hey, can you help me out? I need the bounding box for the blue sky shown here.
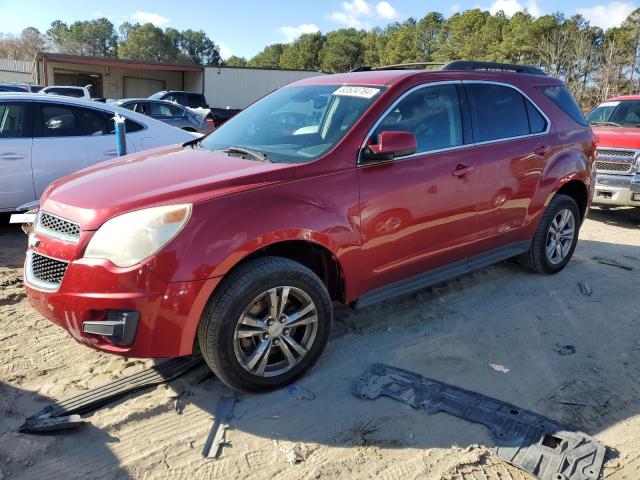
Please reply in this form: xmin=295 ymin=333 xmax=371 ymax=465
xmin=0 ymin=0 xmax=638 ymax=59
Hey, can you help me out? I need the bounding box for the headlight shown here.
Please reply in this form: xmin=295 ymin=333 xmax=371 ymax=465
xmin=84 ymin=204 xmax=192 ymax=267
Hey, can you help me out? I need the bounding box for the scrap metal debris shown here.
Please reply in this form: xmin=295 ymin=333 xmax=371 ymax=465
xmin=592 ymin=257 xmax=634 ymax=271
xmin=203 ymin=396 xmax=236 ymax=459
xmin=354 ymin=364 xmax=607 ymax=480
xmin=20 ymin=356 xmax=202 ymax=433
xmin=578 ymin=281 xmax=593 ymax=297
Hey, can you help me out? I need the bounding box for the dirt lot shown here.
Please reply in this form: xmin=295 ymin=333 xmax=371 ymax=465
xmin=1 ymin=207 xmax=639 ymax=480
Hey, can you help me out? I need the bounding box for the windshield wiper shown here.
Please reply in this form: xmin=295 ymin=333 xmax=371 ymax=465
xmin=590 ymin=121 xmax=622 ymax=127
xmin=223 ymin=146 xmax=270 ymax=162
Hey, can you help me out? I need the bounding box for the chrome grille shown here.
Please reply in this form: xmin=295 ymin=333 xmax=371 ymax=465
xmin=38 ymin=212 xmax=80 ymax=241
xmin=597 ymin=149 xmax=636 ymax=158
xmin=595 ymin=161 xmax=633 ymax=173
xmin=30 ymin=253 xmax=68 ymax=285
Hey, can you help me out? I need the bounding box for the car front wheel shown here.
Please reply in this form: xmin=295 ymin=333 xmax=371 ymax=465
xmin=197 ymin=257 xmax=332 ymax=392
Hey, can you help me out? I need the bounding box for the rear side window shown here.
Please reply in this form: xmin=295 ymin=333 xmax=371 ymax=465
xmin=538 ymin=85 xmax=587 ymax=126
xmin=466 ymin=84 xmax=535 ymax=142
xmin=164 ymin=93 xmax=187 ymax=106
xmin=0 ymin=103 xmax=30 ymax=138
xmin=150 ymin=103 xmax=182 ymax=116
xmin=37 ymin=103 xmax=144 ymax=136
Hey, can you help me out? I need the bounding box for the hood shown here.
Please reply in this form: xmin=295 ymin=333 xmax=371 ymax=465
xmin=592 ymin=125 xmax=640 ymax=149
xmin=41 ymin=144 xmax=296 ymax=230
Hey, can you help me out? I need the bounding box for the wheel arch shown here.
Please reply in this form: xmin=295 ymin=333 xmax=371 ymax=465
xmin=229 ymin=239 xmax=347 ymax=304
xmin=555 ymin=179 xmax=589 ymax=222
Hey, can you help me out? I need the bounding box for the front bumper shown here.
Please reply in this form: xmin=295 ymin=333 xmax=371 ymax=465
xmin=25 ymin=254 xmax=220 ymax=358
xmin=592 ymin=173 xmax=640 ymax=207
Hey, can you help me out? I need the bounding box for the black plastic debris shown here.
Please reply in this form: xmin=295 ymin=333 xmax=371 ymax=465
xmin=592 ymin=257 xmax=634 ymax=271
xmin=354 ymin=364 xmax=607 ymax=480
xmin=20 ymin=355 xmax=203 ymax=433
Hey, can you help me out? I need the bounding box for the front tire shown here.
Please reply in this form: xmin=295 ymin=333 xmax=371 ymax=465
xmin=197 ymin=257 xmax=332 ymax=393
xmin=519 ymin=194 xmax=580 ymax=274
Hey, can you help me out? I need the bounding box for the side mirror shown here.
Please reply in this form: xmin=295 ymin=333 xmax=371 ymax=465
xmin=362 ymin=131 xmax=417 ymax=163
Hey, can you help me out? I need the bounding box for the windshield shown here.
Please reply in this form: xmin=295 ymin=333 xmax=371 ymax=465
xmin=198 ymin=84 xmax=384 ymax=163
xmin=148 ymin=92 xmax=166 ymax=100
xmin=587 ymin=100 xmax=640 ymax=127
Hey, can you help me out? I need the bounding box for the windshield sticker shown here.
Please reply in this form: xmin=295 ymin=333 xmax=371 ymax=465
xmin=333 ymin=86 xmax=380 ymax=99
xmin=599 ymin=101 xmax=620 ymax=107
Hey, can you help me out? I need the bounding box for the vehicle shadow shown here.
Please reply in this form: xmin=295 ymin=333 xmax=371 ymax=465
xmin=0 ymin=381 xmax=130 ymax=480
xmin=588 ymin=206 xmax=640 ymax=229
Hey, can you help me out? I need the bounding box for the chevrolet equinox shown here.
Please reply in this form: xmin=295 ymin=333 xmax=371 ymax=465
xmin=24 ymin=61 xmax=595 ymax=392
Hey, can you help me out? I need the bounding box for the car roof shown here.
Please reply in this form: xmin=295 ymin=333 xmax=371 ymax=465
xmin=118 ymin=98 xmax=184 ymax=105
xmin=291 ymin=69 xmax=563 ymax=87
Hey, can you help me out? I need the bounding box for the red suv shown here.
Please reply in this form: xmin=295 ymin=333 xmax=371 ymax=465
xmin=24 ymin=61 xmax=595 ymax=392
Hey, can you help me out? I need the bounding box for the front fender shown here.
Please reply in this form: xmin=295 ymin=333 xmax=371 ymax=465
xmin=144 ymin=169 xmax=363 ymax=296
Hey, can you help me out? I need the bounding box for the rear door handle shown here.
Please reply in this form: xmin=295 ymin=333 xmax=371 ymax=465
xmin=103 ymin=149 xmax=118 ymax=156
xmin=0 ymin=152 xmax=25 ymax=160
xmin=534 ymin=144 xmax=551 ymax=157
xmin=452 ymin=164 xmax=476 ymax=177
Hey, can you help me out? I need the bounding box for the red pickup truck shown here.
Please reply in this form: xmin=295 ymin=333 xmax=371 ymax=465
xmin=24 ymin=61 xmax=595 ymax=392
xmin=587 ymin=95 xmax=640 ymax=207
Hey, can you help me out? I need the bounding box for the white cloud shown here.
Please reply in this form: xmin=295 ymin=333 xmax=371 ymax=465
xmin=278 ymin=23 xmax=320 ymax=42
xmin=577 ymin=1 xmax=636 ymax=29
xmin=375 ymin=1 xmax=400 ymax=19
xmin=217 ymin=42 xmax=233 ymax=59
xmin=329 ymin=0 xmax=402 ymax=29
xmin=131 ymin=11 xmax=171 ymax=26
xmin=488 ymin=0 xmax=542 ymax=17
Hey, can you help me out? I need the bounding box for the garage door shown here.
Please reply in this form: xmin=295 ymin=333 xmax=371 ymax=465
xmin=123 ymin=77 xmax=166 ymax=98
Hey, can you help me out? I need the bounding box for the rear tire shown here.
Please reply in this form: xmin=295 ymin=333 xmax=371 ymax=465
xmin=197 ymin=257 xmax=332 ymax=393
xmin=519 ymin=194 xmax=580 ymax=275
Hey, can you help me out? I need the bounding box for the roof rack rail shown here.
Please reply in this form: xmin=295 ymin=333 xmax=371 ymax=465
xmin=442 ymin=61 xmax=546 ymax=76
xmin=350 ymin=62 xmax=445 ymax=72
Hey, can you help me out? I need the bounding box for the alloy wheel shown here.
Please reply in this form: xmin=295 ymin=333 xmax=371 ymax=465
xmin=233 ymin=286 xmax=319 ymax=377
xmin=545 ymin=208 xmax=576 ymax=265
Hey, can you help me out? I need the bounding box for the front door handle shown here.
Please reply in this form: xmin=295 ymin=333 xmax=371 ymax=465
xmin=452 ymin=164 xmax=476 ymax=177
xmin=103 ymin=149 xmax=118 ymax=156
xmin=534 ymin=144 xmax=551 ymax=157
xmin=0 ymin=152 xmax=25 ymax=160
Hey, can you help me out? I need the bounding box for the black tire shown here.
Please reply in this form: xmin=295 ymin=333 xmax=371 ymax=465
xmin=197 ymin=257 xmax=333 ymax=393
xmin=519 ymin=194 xmax=581 ymax=275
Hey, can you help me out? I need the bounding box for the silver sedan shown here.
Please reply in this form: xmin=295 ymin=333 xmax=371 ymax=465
xmin=114 ymin=99 xmax=215 ymax=135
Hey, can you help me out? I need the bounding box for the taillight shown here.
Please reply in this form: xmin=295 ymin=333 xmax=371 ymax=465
xmin=206 ymin=117 xmax=214 ymax=126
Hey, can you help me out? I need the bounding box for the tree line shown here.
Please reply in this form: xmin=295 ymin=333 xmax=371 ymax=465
xmin=0 ymin=18 xmax=221 ymax=66
xmin=2 ymin=9 xmax=640 ymax=109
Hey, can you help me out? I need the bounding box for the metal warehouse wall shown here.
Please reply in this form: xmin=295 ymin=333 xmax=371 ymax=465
xmin=0 ymin=70 xmax=32 ymax=83
xmin=203 ymin=67 xmax=325 ymax=109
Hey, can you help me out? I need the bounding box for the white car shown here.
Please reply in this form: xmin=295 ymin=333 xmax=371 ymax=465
xmin=0 ymin=93 xmax=199 ymax=212
xmin=40 ymin=85 xmax=92 ymax=100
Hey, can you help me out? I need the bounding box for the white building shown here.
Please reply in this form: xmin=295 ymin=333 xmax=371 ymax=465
xmin=0 ymin=58 xmax=33 ymax=83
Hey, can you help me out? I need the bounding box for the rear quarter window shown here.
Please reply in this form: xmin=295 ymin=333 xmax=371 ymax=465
xmin=538 ymin=85 xmax=587 ymax=126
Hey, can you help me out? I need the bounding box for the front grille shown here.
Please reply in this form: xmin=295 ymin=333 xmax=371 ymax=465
xmin=30 ymin=253 xmax=68 ymax=285
xmin=595 ymin=161 xmax=633 ymax=173
xmin=38 ymin=212 xmax=80 ymax=241
xmin=597 ymin=149 xmax=636 ymax=158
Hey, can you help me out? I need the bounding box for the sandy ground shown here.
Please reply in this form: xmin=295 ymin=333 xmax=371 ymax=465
xmin=1 ymin=207 xmax=640 ymax=480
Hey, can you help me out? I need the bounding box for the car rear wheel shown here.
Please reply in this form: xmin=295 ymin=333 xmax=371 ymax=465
xmin=519 ymin=194 xmax=580 ymax=274
xmin=197 ymin=257 xmax=332 ymax=392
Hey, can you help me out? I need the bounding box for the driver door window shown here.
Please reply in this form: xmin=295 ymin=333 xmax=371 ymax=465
xmin=373 ymin=84 xmax=463 ymax=155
